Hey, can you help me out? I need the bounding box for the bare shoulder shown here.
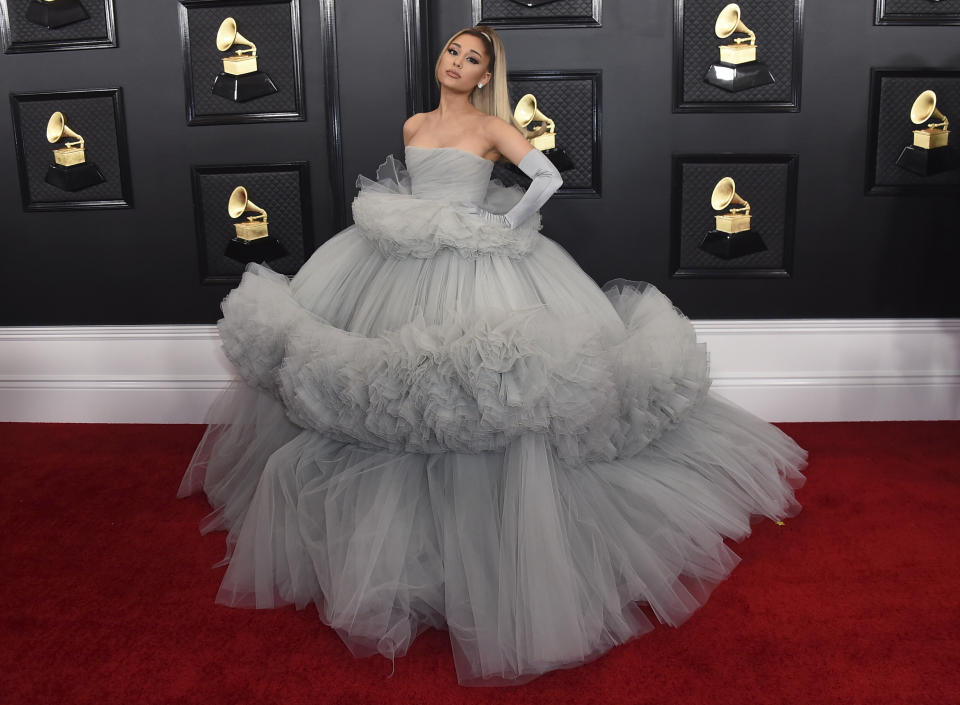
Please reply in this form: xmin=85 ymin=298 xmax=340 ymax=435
xmin=482 ymin=114 xmax=514 ymax=140
xmin=483 ymin=115 xmax=533 ymax=165
xmin=402 ymin=112 xmax=428 ymax=144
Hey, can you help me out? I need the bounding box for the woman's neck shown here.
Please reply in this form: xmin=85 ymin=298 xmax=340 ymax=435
xmin=436 ymin=88 xmax=479 ymax=119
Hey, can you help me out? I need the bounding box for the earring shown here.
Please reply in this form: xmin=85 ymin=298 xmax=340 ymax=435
xmin=477 ymin=83 xmax=484 ymax=88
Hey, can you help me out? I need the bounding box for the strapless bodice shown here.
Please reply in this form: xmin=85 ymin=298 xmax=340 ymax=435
xmin=405 ymin=146 xmax=495 ymax=204
xmin=350 ymin=150 xmax=542 ymax=259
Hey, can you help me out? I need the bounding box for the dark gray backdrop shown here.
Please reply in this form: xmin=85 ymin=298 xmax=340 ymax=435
xmin=0 ymin=0 xmax=339 ymax=324
xmin=0 ymin=0 xmax=958 ymax=324
xmin=430 ymin=0 xmax=960 ymax=318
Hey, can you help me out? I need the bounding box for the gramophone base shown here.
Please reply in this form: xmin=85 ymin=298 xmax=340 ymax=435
xmin=212 ymin=72 xmax=279 ymax=103
xmin=25 ymin=0 xmax=89 ymax=28
xmin=704 ymin=61 xmax=776 ymax=92
xmin=44 ymin=162 xmax=105 ymax=192
xmin=699 ymin=229 xmax=767 ymax=260
xmin=895 ymin=144 xmax=960 ymax=177
xmin=541 ymin=147 xmax=575 ymax=172
xmin=225 ymin=236 xmax=288 ymax=264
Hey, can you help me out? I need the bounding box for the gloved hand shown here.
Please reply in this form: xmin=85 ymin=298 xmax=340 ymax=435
xmin=460 ymin=148 xmax=562 ymax=229
xmin=460 ymin=202 xmax=511 ymax=228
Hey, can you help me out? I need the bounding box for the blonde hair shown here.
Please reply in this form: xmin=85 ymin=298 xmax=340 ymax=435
xmin=434 ymin=25 xmax=520 ymax=131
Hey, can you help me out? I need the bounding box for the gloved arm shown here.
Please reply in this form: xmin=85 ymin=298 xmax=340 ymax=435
xmin=464 ymin=148 xmax=562 ymax=229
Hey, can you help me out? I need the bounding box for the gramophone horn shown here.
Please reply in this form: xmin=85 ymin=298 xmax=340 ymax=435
xmin=514 ymin=94 xmax=536 ymax=125
xmin=216 ymin=18 xmax=237 ymax=51
xmin=513 ymin=94 xmax=555 ymax=131
xmin=228 ymin=186 xmax=267 ymax=220
xmin=45 ymin=111 xmax=83 ymax=145
xmin=910 ymin=89 xmax=947 ymax=126
xmin=711 ymin=177 xmax=735 ymax=210
xmin=710 ymin=177 xmax=748 ymax=211
xmin=715 ymin=3 xmax=754 ymax=41
xmin=46 ymin=111 xmax=65 ymax=142
xmin=216 ymin=17 xmax=255 ymax=53
xmin=228 ymin=186 xmax=249 ymax=217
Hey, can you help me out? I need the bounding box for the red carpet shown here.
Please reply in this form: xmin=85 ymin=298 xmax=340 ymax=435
xmin=1 ymin=421 xmax=958 ymax=704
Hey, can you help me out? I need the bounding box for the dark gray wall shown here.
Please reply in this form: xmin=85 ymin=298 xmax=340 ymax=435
xmin=1 ymin=1 xmax=958 ymax=325
xmin=0 ymin=0 xmax=338 ymax=325
xmin=430 ymin=2 xmax=960 ymax=318
xmin=336 ymin=0 xmax=408 ymax=198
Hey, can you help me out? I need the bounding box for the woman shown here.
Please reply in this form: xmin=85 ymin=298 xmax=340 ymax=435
xmin=179 ymin=25 xmax=807 ymax=686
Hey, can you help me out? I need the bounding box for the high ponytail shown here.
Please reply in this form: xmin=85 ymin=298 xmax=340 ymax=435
xmin=435 ymin=25 xmax=522 ymax=132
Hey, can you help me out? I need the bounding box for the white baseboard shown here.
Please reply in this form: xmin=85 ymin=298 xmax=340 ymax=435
xmin=0 ymin=326 xmax=234 ymax=424
xmin=1 ymin=320 xmax=958 ymax=423
xmin=696 ymin=319 xmax=960 ymax=421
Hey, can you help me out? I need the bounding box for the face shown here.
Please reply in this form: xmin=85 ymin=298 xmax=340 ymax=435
xmin=437 ymin=33 xmax=492 ymax=93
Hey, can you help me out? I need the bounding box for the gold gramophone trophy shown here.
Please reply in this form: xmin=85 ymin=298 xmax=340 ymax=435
xmin=704 ymin=4 xmax=775 ymax=92
xmin=895 ymin=90 xmax=958 ymax=177
xmin=25 ymin=0 xmax=88 ymax=29
xmin=43 ymin=111 xmax=105 ymax=192
xmin=699 ymin=177 xmax=766 ymax=259
xmin=512 ymin=94 xmax=574 ymax=172
xmin=224 ymin=186 xmax=287 ymax=264
xmin=212 ymin=18 xmax=279 ymax=103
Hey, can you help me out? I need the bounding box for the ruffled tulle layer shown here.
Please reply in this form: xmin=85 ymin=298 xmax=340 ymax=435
xmin=181 ymin=385 xmax=805 ymax=685
xmin=218 ymin=264 xmax=709 ymax=464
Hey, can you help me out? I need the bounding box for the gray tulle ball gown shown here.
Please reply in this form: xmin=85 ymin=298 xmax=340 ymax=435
xmin=178 ymin=145 xmax=807 ymax=686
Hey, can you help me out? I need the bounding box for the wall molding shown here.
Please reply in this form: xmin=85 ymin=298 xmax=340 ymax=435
xmin=1 ymin=320 xmax=957 ymax=423
xmin=319 ymin=0 xmax=347 ymax=231
xmin=402 ymin=0 xmax=431 ymax=117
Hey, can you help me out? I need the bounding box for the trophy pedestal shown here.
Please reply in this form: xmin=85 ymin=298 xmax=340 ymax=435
xmin=25 ymin=0 xmax=89 ymax=28
xmin=704 ymin=61 xmax=775 ymax=92
xmin=44 ymin=162 xmax=105 ymax=192
xmin=542 ymin=147 xmax=575 ymax=172
xmin=225 ymin=236 xmax=287 ymax=264
xmin=212 ymin=71 xmax=278 ymax=102
xmin=699 ymin=229 xmax=766 ymax=259
xmin=895 ymin=144 xmax=960 ymax=176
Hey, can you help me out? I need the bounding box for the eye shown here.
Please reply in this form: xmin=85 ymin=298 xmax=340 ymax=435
xmin=447 ymin=47 xmax=457 ymax=56
xmin=467 ymin=57 xmax=479 ymax=64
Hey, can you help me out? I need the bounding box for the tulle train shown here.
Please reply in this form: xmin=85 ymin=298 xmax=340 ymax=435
xmin=179 ymin=147 xmax=807 ymax=685
xmin=181 ymin=385 xmax=805 ymax=685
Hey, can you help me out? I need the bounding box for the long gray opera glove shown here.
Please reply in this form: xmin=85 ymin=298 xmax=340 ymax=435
xmin=462 ymin=148 xmax=562 ymax=229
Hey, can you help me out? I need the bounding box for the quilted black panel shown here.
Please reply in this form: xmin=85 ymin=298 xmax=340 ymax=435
xmin=492 ymin=73 xmax=599 ymax=194
xmin=13 ymin=92 xmax=126 ymax=204
xmin=477 ymin=0 xmax=595 ymax=21
xmin=676 ymin=158 xmax=793 ymax=272
xmin=679 ymin=0 xmax=797 ymax=105
xmin=872 ymin=74 xmax=960 ymax=188
xmin=194 ymin=166 xmax=310 ymax=281
xmin=183 ymin=1 xmax=299 ymax=117
xmin=3 ymin=0 xmax=109 ymax=44
xmin=882 ymin=0 xmax=960 ymax=15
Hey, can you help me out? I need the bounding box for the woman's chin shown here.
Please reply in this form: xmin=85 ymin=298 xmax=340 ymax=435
xmin=439 ymin=79 xmax=472 ymax=95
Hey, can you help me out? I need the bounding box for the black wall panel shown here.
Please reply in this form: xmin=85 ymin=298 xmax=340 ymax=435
xmin=433 ymin=0 xmax=960 ymax=318
xmin=334 ymin=0 xmax=408 ymax=203
xmin=1 ymin=1 xmax=959 ymax=324
xmin=0 ymin=0 xmax=338 ymax=325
